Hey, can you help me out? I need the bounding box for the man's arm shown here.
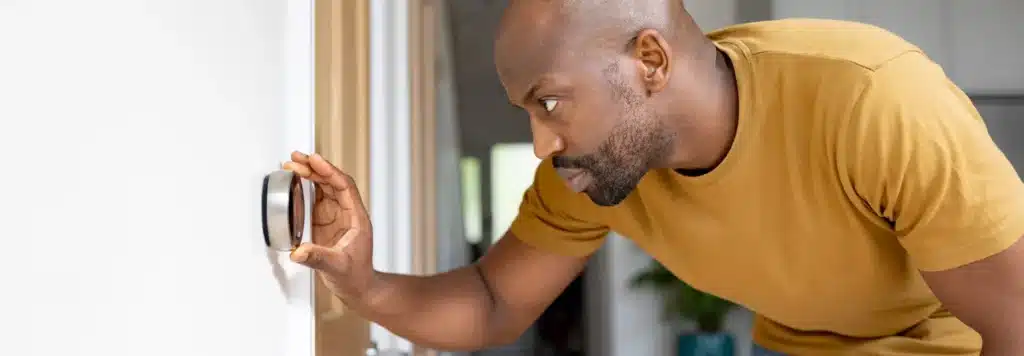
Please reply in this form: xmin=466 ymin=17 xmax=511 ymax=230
xmin=283 ymin=153 xmax=604 ymax=351
xmin=922 ymin=238 xmax=1024 ymax=355
xmin=352 ymin=231 xmax=589 ymax=351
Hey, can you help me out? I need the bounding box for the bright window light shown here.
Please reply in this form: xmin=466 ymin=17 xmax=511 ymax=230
xmin=489 ymin=143 xmax=542 ymax=244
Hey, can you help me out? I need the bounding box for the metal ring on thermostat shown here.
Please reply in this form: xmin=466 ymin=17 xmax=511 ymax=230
xmin=261 ymin=170 xmax=305 ymax=251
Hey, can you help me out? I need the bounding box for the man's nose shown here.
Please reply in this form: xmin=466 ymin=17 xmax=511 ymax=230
xmin=530 ymin=120 xmax=564 ymax=159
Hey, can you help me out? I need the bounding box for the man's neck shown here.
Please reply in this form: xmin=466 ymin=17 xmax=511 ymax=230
xmin=663 ymin=47 xmax=740 ymax=173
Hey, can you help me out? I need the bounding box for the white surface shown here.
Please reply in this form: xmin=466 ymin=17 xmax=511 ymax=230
xmin=459 ymin=158 xmax=484 ymax=244
xmin=0 ymin=1 xmax=315 ymax=355
xmin=489 ymin=143 xmax=543 ymax=244
xmin=369 ymin=0 xmax=414 ymax=352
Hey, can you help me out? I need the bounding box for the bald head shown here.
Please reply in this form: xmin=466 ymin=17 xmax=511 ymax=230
xmin=496 ymin=0 xmax=691 ymax=66
xmin=495 ymin=0 xmax=705 ymax=102
xmin=493 ymin=0 xmax=726 ymax=206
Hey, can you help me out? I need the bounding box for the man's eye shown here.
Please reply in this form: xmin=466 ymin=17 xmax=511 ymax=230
xmin=542 ymin=99 xmax=558 ymax=112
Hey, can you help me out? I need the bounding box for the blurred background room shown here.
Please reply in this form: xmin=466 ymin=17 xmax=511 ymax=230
xmin=3 ymin=1 xmax=1019 ymax=356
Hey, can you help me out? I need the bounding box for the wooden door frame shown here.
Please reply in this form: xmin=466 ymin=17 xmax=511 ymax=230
xmin=407 ymin=0 xmax=440 ymax=353
xmin=313 ymin=0 xmax=372 ymax=355
xmin=409 ymin=1 xmax=440 ymax=354
xmin=312 ymin=0 xmax=440 ymax=354
xmin=409 ymin=0 xmax=439 ymax=297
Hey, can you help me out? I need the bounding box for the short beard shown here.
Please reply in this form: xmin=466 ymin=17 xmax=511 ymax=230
xmin=554 ymin=101 xmax=673 ymax=206
xmin=593 ymin=116 xmax=673 ymax=206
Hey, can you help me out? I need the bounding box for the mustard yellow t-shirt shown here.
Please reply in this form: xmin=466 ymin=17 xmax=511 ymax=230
xmin=509 ymin=18 xmax=1024 ymax=355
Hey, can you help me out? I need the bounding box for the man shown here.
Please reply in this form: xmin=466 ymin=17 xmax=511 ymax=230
xmin=282 ymin=0 xmax=1024 ymax=354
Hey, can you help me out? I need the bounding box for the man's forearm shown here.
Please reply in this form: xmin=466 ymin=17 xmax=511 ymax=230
xmin=348 ymin=265 xmax=511 ymax=351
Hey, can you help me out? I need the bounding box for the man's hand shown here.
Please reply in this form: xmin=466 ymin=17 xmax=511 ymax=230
xmin=282 ymin=151 xmax=377 ymax=305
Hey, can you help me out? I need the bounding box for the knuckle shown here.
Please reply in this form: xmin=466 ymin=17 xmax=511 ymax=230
xmin=338 ymin=171 xmax=356 ymax=186
xmin=328 ymin=258 xmax=349 ymax=276
xmin=305 ymin=249 xmax=324 ymax=266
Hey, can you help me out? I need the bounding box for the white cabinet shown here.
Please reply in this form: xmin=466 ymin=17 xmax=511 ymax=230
xmin=949 ymin=0 xmax=1024 ymax=93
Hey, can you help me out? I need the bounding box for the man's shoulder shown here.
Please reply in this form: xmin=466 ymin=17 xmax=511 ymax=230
xmin=708 ymin=18 xmax=922 ymax=72
xmin=711 ymin=19 xmax=953 ymax=140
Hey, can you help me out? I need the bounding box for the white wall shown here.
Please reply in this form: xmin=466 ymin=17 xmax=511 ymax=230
xmin=0 ymin=1 xmax=315 ymax=355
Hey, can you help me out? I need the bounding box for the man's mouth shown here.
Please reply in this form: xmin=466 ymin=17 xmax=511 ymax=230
xmin=557 ymin=168 xmax=593 ymax=193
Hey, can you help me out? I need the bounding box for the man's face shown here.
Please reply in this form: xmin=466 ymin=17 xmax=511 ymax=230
xmin=551 ymin=60 xmax=673 ymax=206
xmin=500 ymin=55 xmax=674 ymax=207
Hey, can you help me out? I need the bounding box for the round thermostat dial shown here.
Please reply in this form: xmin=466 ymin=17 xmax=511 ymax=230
xmin=261 ymin=170 xmax=305 ymax=251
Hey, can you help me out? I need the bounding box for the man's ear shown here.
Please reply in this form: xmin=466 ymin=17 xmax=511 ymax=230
xmin=631 ymin=29 xmax=671 ymax=94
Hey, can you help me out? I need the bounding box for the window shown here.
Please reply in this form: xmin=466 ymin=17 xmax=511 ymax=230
xmin=489 ymin=143 xmax=542 ymax=244
xmin=459 ymin=156 xmax=483 ymax=244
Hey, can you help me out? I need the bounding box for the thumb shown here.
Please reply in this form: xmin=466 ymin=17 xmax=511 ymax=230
xmin=290 ymin=243 xmax=349 ymax=276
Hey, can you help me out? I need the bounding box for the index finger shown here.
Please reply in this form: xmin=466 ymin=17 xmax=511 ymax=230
xmin=309 ymin=154 xmax=370 ymax=221
xmin=290 ymin=151 xmax=311 ymax=164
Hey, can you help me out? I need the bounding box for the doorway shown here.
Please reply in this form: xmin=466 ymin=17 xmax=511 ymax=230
xmin=409 ymin=1 xmax=599 ymax=355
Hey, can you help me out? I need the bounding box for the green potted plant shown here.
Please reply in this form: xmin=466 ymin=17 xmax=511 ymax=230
xmin=630 ymin=259 xmax=736 ymax=356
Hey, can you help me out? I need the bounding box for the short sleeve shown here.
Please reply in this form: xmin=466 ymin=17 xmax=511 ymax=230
xmin=839 ymin=52 xmax=1024 ymax=272
xmin=508 ymin=159 xmax=610 ymax=257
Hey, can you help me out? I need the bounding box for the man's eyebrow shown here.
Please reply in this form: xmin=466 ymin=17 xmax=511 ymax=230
xmin=520 ymin=82 xmax=541 ymax=106
xmin=509 ymin=76 xmax=556 ymax=107
xmin=506 ymin=81 xmax=540 ymax=108
xmin=520 ymin=75 xmax=558 ymax=105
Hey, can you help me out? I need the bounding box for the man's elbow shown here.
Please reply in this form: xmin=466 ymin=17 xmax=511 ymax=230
xmin=440 ymin=306 xmax=532 ymax=351
xmin=472 ymin=315 xmax=531 ymax=349
xmin=485 ymin=328 xmax=528 ymax=349
xmin=430 ymin=326 xmax=526 ymax=352
xmin=476 ymin=306 xmax=538 ymax=350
